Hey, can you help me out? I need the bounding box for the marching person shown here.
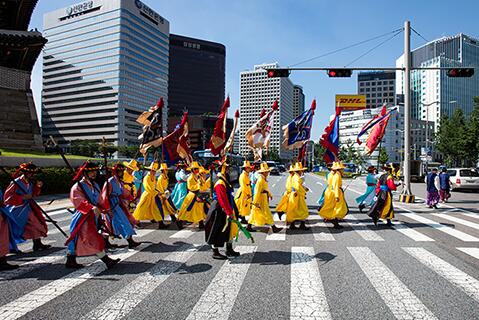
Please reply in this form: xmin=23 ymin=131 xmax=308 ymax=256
xmin=439 ymin=167 xmax=451 ymax=203
xmin=425 ymin=168 xmax=440 ymax=209
xmin=249 ymin=161 xmax=260 ymax=198
xmin=205 ymin=160 xmax=240 ymax=260
xmin=247 ymin=162 xmax=282 ymax=233
xmin=318 ymin=161 xmax=349 ymax=229
xmin=234 ymin=160 xmax=253 ymax=224
xmin=156 ymin=163 xmax=182 ymax=229
xmin=287 ymin=162 xmax=310 ymax=230
xmin=122 ymin=159 xmax=140 ymax=212
xmin=133 ymin=161 xmax=168 ymax=229
xmin=275 ymin=164 xmax=295 ymax=221
xmin=3 ymin=162 xmax=50 ymax=252
xmin=65 ymin=161 xmax=120 ymax=269
xmin=0 ymin=188 xmax=18 ymax=270
xmin=356 ymin=166 xmax=378 ymax=213
xmin=171 ymin=161 xmax=188 ymax=210
xmin=317 ymin=163 xmax=332 ymax=211
xmin=177 ymin=161 xmax=207 ymax=229
xmin=368 ymin=163 xmax=397 ymax=226
xmin=102 ymin=163 xmax=140 ymax=249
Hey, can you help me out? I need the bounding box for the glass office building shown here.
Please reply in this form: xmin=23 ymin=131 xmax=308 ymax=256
xmin=41 ymin=0 xmax=169 ymax=147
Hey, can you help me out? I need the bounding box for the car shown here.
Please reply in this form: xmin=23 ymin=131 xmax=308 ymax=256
xmin=447 ymin=168 xmax=479 ymax=191
xmin=277 ymin=164 xmax=286 ymax=172
xmin=266 ymin=161 xmax=280 ymax=175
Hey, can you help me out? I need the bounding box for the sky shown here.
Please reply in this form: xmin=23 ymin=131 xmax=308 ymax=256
xmin=29 ymin=0 xmax=479 ymax=141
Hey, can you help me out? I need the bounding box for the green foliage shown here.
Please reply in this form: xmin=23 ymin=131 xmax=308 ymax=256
xmin=265 ymin=148 xmax=281 ymax=162
xmin=339 ymin=140 xmax=365 ymax=167
xmin=117 ymin=145 xmax=139 ymax=158
xmin=70 ymin=140 xmax=100 ymax=157
xmin=314 ymin=141 xmax=326 ymax=164
xmin=0 ymin=167 xmax=74 ymax=195
xmin=378 ymin=147 xmax=389 ymax=166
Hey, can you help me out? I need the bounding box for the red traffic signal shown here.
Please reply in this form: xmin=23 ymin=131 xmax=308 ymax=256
xmin=446 ymin=68 xmax=474 ymax=77
xmin=266 ymin=68 xmax=290 ymax=78
xmin=327 ymin=69 xmax=352 ymax=77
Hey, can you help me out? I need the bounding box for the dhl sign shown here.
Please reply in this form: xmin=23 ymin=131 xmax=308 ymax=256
xmin=335 ymin=94 xmax=366 ymax=110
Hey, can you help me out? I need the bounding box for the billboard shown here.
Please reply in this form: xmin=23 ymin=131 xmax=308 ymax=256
xmin=335 ymin=94 xmax=366 ymax=110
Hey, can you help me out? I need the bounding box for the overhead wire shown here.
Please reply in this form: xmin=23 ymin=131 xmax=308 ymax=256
xmin=411 ymin=26 xmax=429 ymax=43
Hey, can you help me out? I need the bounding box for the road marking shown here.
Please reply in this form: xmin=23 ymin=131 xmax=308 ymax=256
xmin=83 ymin=244 xmax=202 ymax=320
xmin=392 ymin=222 xmax=435 ymax=242
xmin=0 ymin=251 xmax=65 ymax=281
xmin=401 ymin=212 xmax=479 ymax=242
xmin=170 ymin=227 xmax=197 ymax=239
xmin=432 ymin=213 xmax=479 ymax=231
xmin=348 ymin=247 xmax=437 ymax=320
xmin=291 ymin=247 xmax=332 ymax=320
xmin=266 ymin=220 xmax=286 ymax=241
xmin=316 ymin=181 xmax=323 ymax=186
xmin=346 ymin=215 xmax=384 ymax=241
xmin=404 ymin=247 xmax=479 ymax=303
xmin=16 ymin=239 xmax=56 ymax=252
xmin=185 ymin=246 xmax=256 ymax=320
xmin=456 ymin=247 xmax=479 ymax=260
xmin=311 ymin=222 xmax=335 ymax=241
xmin=0 ymin=235 xmax=155 ymax=320
xmin=272 ymin=183 xmax=277 ymax=188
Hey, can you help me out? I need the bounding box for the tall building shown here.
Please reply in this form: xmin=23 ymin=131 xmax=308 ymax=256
xmin=239 ymin=63 xmax=294 ymax=160
xmin=0 ymin=0 xmax=46 ymax=150
xmin=357 ymin=71 xmax=396 ymax=109
xmin=396 ymin=34 xmax=479 ymax=130
xmin=292 ymin=85 xmax=305 ymax=117
xmin=41 ymin=0 xmax=169 ymax=148
xmin=168 ymin=34 xmax=225 ymax=116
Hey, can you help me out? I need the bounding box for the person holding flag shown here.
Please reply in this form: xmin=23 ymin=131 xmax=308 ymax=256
xmin=357 ymin=104 xmax=397 ymax=155
xmin=368 ymin=163 xmax=398 ymax=226
xmin=234 ymin=161 xmax=253 ymax=224
xmin=356 ymin=166 xmax=378 ymax=213
xmin=317 ymin=163 xmax=332 ymax=210
xmin=245 ymin=101 xmax=279 ymax=161
xmin=64 ymin=161 xmax=120 ymax=269
xmin=247 ymin=162 xmax=282 ymax=233
xmin=318 ymin=161 xmax=349 ymax=229
xmin=275 ymin=164 xmax=295 ymax=220
xmin=0 ymin=188 xmax=18 ymax=270
xmin=178 ymin=161 xmax=207 ymax=229
xmin=171 ymin=161 xmax=188 ymax=210
xmin=287 ymin=162 xmax=310 ymax=230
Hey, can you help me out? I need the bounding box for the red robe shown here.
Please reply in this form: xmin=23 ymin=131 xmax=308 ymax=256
xmin=0 ymin=190 xmax=9 ymax=257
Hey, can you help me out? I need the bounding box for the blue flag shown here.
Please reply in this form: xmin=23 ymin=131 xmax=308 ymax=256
xmin=282 ymin=100 xmax=316 ymax=149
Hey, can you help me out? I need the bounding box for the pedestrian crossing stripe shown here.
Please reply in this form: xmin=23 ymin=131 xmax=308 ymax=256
xmin=432 ymin=213 xmax=479 ymax=231
xmin=346 ymin=215 xmax=384 ymax=241
xmin=456 ymin=247 xmax=479 ymax=260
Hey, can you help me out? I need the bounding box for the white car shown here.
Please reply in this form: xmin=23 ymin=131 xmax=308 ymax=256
xmin=447 ymin=168 xmax=479 ymax=191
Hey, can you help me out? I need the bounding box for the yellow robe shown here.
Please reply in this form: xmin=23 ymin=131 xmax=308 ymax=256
xmin=178 ymin=174 xmax=206 ymax=223
xmin=318 ymin=171 xmax=348 ymax=220
xmin=275 ymin=174 xmax=293 ymax=213
xmin=286 ymin=173 xmax=309 ymax=222
xmin=156 ymin=173 xmax=177 ymax=216
xmin=200 ymin=175 xmax=209 ymax=192
xmin=133 ymin=173 xmax=163 ymax=221
xmin=249 ymin=175 xmax=274 ymax=226
xmin=122 ymin=170 xmax=137 ymax=198
xmin=234 ymin=171 xmax=252 ymax=217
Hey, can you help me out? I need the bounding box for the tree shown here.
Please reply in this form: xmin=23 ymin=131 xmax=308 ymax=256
xmin=70 ymin=139 xmax=99 ymax=157
xmin=117 ymin=145 xmax=139 ymax=158
xmin=265 ymin=148 xmax=281 ymax=162
xmin=378 ymin=147 xmax=389 ymax=166
xmin=314 ymin=141 xmax=326 ymax=164
xmin=98 ymin=140 xmax=117 ymax=158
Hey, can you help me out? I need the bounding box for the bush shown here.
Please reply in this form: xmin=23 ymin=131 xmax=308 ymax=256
xmin=0 ymin=167 xmax=74 ymax=195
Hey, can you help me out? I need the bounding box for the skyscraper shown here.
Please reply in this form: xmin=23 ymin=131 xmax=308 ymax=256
xmin=357 ymin=71 xmax=396 ymax=109
xmin=239 ymin=63 xmax=294 ymax=160
xmin=41 ymin=0 xmax=169 ymax=148
xmin=396 ymin=34 xmax=479 ymax=130
xmin=292 ymin=85 xmax=305 ymax=118
xmin=168 ymin=34 xmax=225 ymax=116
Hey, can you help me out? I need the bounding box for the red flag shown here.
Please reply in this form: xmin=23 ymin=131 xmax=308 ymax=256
xmin=163 ymin=112 xmax=192 ymax=164
xmin=208 ymin=97 xmax=230 ymax=155
xmin=364 ymin=106 xmax=392 ymax=155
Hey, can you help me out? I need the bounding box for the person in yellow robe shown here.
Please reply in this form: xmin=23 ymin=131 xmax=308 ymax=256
xmin=247 ymin=162 xmax=282 ymax=233
xmin=156 ymin=163 xmax=182 ymax=229
xmin=275 ymin=164 xmax=295 ymax=220
xmin=122 ymin=159 xmax=140 ymax=213
xmin=234 ymin=161 xmax=253 ymax=224
xmin=287 ymin=162 xmax=310 ymax=230
xmin=318 ymin=161 xmax=349 ymax=229
xmin=133 ymin=162 xmax=167 ymax=229
xmin=199 ymin=166 xmax=212 ymax=211
xmin=178 ymin=161 xmax=207 ymax=229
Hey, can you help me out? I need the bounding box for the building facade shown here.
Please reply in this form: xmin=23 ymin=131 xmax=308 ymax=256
xmin=239 ymin=63 xmax=294 ymax=160
xmin=357 ymin=71 xmax=396 ymax=109
xmin=41 ymin=0 xmax=169 ymax=148
xmin=292 ymin=85 xmax=305 ymax=118
xmin=396 ymin=34 xmax=479 ymax=131
xmin=168 ymin=34 xmax=225 ymax=116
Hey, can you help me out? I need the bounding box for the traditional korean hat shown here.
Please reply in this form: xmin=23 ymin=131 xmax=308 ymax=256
xmin=382 ymin=163 xmax=394 ymax=171
xmin=145 ymin=161 xmax=159 ymax=171
xmin=257 ymin=162 xmax=272 ymax=173
xmin=288 ymin=164 xmax=295 ymax=172
xmin=176 ymin=161 xmax=187 ymax=168
xmin=18 ymin=162 xmax=40 ymax=173
xmin=199 ymin=166 xmax=210 ymax=175
xmin=367 ymin=165 xmax=376 ymax=172
xmin=160 ymin=163 xmax=169 ymax=171
xmin=123 ymin=159 xmax=140 ymax=171
xmin=293 ymin=162 xmax=307 ymax=171
xmin=189 ymin=161 xmax=201 ymax=170
xmin=112 ymin=162 xmax=126 ymax=172
xmin=331 ymin=161 xmax=346 ymax=170
xmin=241 ymin=160 xmax=251 ymax=168
xmin=73 ymin=161 xmax=100 ymax=181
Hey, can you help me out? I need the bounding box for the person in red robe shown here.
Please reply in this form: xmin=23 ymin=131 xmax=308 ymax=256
xmin=64 ymin=161 xmax=120 ymax=269
xmin=0 ymin=188 xmax=18 ymax=270
xmin=3 ymin=162 xmax=50 ymax=252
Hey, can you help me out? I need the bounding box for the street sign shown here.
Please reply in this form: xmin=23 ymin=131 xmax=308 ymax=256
xmin=335 ymin=94 xmax=366 ymax=110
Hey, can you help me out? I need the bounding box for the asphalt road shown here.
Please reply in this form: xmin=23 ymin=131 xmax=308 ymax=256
xmin=1 ymin=173 xmax=478 ymax=320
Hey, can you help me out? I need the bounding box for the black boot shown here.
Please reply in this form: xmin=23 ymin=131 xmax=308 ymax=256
xmin=10 ymin=248 xmax=22 ymax=254
xmin=277 ymin=212 xmax=284 ymax=221
xmin=386 ymin=219 xmax=393 ymax=227
xmin=198 ymin=220 xmax=205 ymax=230
xmin=33 ymin=239 xmax=51 ymax=251
xmin=358 ymin=204 xmax=365 ymax=213
xmin=332 ymin=219 xmax=343 ymax=229
xmin=175 ymin=219 xmax=184 ymax=230
xmin=127 ymin=237 xmax=141 ymax=249
xmin=65 ymin=255 xmax=83 ymax=269
xmin=0 ymin=256 xmax=19 ymax=271
xmin=169 ymin=214 xmax=177 ymax=223
xmin=271 ymin=225 xmax=283 ymax=233
xmin=212 ymin=248 xmax=227 ymax=260
xmin=158 ymin=221 xmax=168 ymax=229
xmin=240 ymin=216 xmax=248 ymax=224
xmin=101 ymin=255 xmax=121 ymax=269
xmin=225 ymin=243 xmax=240 ymax=257
xmin=246 ymin=224 xmax=256 ymax=232
xmin=289 ymin=221 xmax=298 ymax=230
xmin=299 ymin=221 xmax=310 ymax=231
xmin=104 ymin=237 xmax=119 ymax=249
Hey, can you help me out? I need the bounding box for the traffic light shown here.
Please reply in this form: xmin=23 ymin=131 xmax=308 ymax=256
xmin=266 ymin=68 xmax=290 ymax=78
xmin=446 ymin=68 xmax=474 ymax=77
xmin=327 ymin=69 xmax=352 ymax=77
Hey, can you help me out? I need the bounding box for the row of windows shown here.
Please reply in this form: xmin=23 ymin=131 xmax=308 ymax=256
xmin=47 ymin=24 xmax=121 ymax=48
xmin=359 ymin=86 xmax=394 ymax=92
xmin=44 ymin=48 xmax=120 ymax=67
xmin=43 ymin=85 xmax=119 ymax=100
xmin=365 ymin=92 xmax=394 ymax=98
xmin=44 ymin=70 xmax=119 ymax=86
xmin=122 ymin=35 xmax=168 ymax=62
xmin=43 ymin=77 xmax=118 ymax=92
xmin=359 ymin=80 xmax=394 ymax=86
xmin=45 ymin=40 xmax=121 ymax=60
xmin=43 ymin=116 xmax=117 ymax=125
xmin=47 ymin=32 xmax=120 ymax=52
xmin=121 ymin=17 xmax=168 ymax=51
xmin=43 ymin=93 xmax=118 ymax=106
xmin=44 ymin=55 xmax=119 ymax=74
xmin=45 ymin=9 xmax=120 ymax=34
xmin=43 ymin=63 xmax=118 ymax=79
xmin=121 ymin=9 xmax=168 ymax=42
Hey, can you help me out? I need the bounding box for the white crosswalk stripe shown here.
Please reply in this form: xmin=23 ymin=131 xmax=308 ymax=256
xmin=83 ymin=243 xmax=203 ymax=320
xmin=346 ymin=215 xmax=384 ymax=241
xmin=291 ymin=246 xmax=332 ymax=319
xmin=456 ymin=247 xmax=479 ymax=260
xmin=392 ymin=221 xmax=435 ymax=242
xmin=432 ymin=213 xmax=479 ymax=231
xmin=348 ymin=247 xmax=437 ymax=319
xmin=311 ymin=222 xmax=335 ymax=241
xmin=266 ymin=220 xmax=286 ymax=241
xmin=170 ymin=227 xmax=197 ymax=239
xmin=401 ymin=212 xmax=479 ymax=242
xmin=404 ymin=247 xmax=479 ymax=303
xmin=185 ymin=246 xmax=257 ymax=320
xmin=0 ymin=230 xmax=155 ymax=320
